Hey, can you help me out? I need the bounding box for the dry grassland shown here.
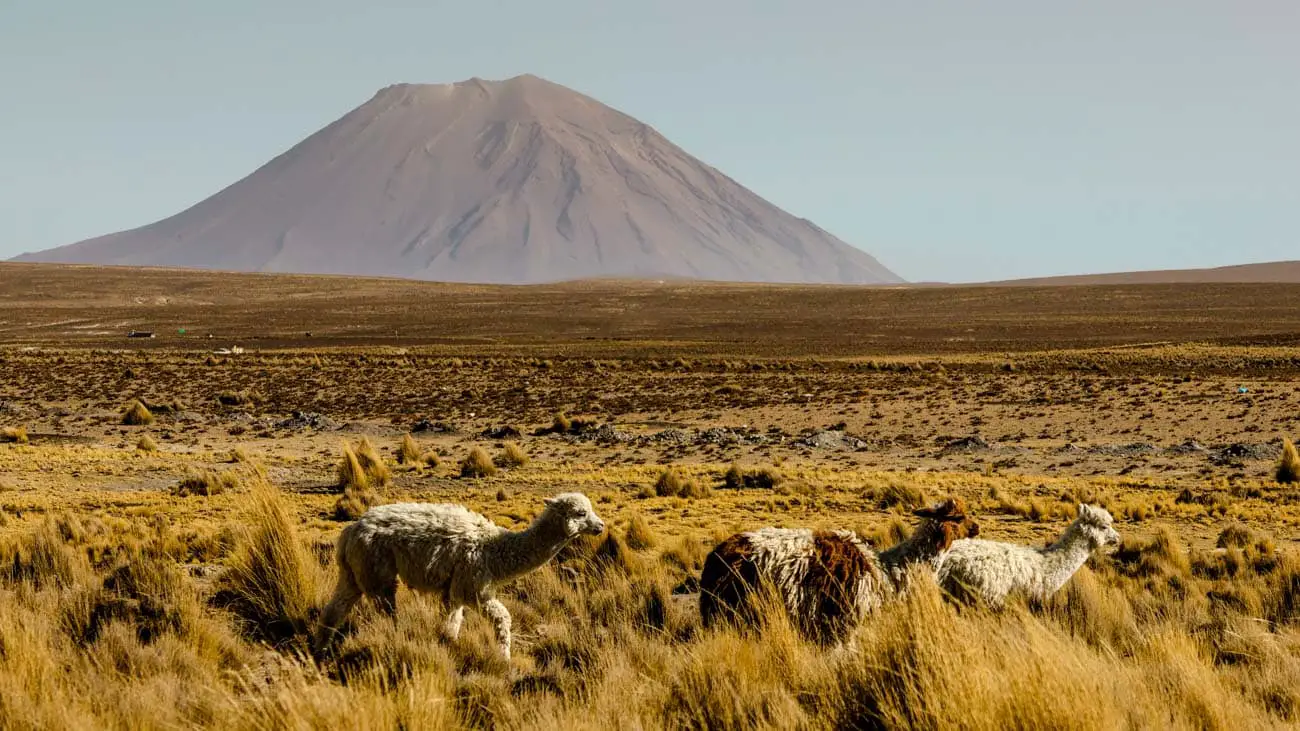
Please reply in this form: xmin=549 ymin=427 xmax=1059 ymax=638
xmin=2 ymin=264 xmax=1300 ymax=729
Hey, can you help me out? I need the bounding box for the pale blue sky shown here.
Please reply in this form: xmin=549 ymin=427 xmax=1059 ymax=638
xmin=2 ymin=1 xmax=1296 ymax=282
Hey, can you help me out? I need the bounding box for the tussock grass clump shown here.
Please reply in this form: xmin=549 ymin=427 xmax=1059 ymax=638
xmin=1217 ymin=523 xmax=1275 ymax=553
xmin=216 ymin=390 xmax=253 ymax=406
xmin=1264 ymin=553 xmax=1300 ymax=627
xmin=748 ymin=468 xmax=783 ymax=490
xmin=397 ymin=433 xmax=421 ymax=465
xmin=0 ymin=516 xmax=92 ymax=590
xmin=121 ymin=400 xmax=154 ymax=426
xmin=333 ymin=438 xmax=391 ymax=491
xmin=215 ymin=478 xmax=321 ymax=646
xmin=143 ymin=398 xmax=186 ymax=415
xmin=660 ymin=631 xmax=810 ymax=730
xmin=135 ymin=434 xmax=158 ymax=452
xmin=495 ymin=441 xmax=530 ymax=469
xmin=542 ymin=412 xmax=596 ymax=436
xmin=1111 ymin=526 xmax=1193 ymax=591
xmin=82 ymin=556 xmax=247 ymax=667
xmin=823 ymin=580 xmax=1213 ymax=729
xmin=174 ymin=469 xmax=242 ymax=497
xmin=660 ymin=535 xmax=712 ymax=577
xmin=654 ymin=468 xmax=684 ymax=497
xmin=1 ymin=425 xmax=28 ymax=444
xmin=397 ymin=434 xmax=441 ymax=469
xmin=626 ymin=513 xmax=658 ymax=551
xmin=1038 ymin=567 xmax=1142 ymax=654
xmin=679 ymin=478 xmax=712 ymax=499
xmin=861 ymin=517 xmax=911 ymax=550
xmin=334 ymin=490 xmax=375 ymax=521
xmin=987 ymin=487 xmax=1070 ymax=522
xmin=592 ymin=532 xmax=640 ymax=575
xmin=460 ymin=446 xmax=498 ymax=479
xmin=1277 ymin=437 xmax=1300 ymax=484
xmin=655 ymin=470 xmax=682 ymax=497
xmin=334 ymin=443 xmax=382 ymax=520
xmin=654 ymin=468 xmax=712 ymax=499
xmin=722 ymin=463 xmax=744 ymax=490
xmin=352 ymin=437 xmax=392 ymax=486
xmin=722 ymin=463 xmax=782 ymax=490
xmin=869 ymin=481 xmax=928 ymax=510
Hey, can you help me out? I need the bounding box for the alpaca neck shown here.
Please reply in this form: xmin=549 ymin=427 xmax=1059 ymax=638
xmin=878 ymin=521 xmax=948 ymax=587
xmin=487 ymin=511 xmax=573 ymax=583
xmin=1039 ymin=523 xmax=1094 ymax=593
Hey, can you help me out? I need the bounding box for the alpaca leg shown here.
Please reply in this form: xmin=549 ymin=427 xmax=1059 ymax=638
xmin=315 ymin=565 xmax=363 ymax=652
xmin=442 ymin=605 xmax=466 ymax=640
xmin=373 ymin=582 xmax=398 ymax=619
xmin=481 ymin=598 xmax=512 ymax=660
xmin=831 ymin=635 xmax=861 ymax=658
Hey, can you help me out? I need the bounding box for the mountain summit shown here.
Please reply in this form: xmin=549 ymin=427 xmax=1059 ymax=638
xmin=14 ymin=74 xmax=902 ymax=284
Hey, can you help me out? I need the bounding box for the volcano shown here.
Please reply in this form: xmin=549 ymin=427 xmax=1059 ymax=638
xmin=14 ymin=74 xmax=901 ymax=285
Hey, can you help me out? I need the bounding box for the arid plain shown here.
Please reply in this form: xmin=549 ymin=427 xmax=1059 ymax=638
xmin=3 ymin=262 xmax=1300 ymax=729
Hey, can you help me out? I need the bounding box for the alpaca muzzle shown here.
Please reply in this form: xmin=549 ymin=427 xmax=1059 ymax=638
xmin=584 ymin=518 xmax=606 ymax=535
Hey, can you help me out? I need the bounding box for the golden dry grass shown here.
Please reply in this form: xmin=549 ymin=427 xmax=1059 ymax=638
xmin=495 ymin=442 xmax=530 ymax=469
xmin=121 ymin=399 xmax=155 ymax=426
xmin=352 ymin=437 xmax=392 ymax=487
xmin=397 ymin=433 xmax=421 ymax=466
xmin=335 ymin=443 xmax=382 ymax=521
xmin=461 ymin=447 xmax=498 ymax=479
xmin=1 ymin=465 xmax=1298 ymax=729
xmin=1277 ymin=438 xmax=1300 ymax=485
xmin=0 ymin=425 xmax=27 ymax=444
xmin=174 ymin=469 xmax=240 ymax=497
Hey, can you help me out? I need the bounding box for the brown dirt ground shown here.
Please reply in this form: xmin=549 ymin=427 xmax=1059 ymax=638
xmin=3 ymin=262 xmax=1300 ymax=555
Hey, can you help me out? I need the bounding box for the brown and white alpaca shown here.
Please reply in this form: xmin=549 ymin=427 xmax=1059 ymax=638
xmin=698 ymin=498 xmax=978 ymax=646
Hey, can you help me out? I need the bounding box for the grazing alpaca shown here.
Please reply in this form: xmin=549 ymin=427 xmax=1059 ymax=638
xmin=699 ymin=498 xmax=979 ymax=647
xmin=936 ymin=503 xmax=1120 ymax=608
xmin=314 ymin=492 xmax=605 ymax=659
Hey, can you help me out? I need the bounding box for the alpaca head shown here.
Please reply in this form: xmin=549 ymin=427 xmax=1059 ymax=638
xmin=912 ymin=498 xmax=980 ymax=549
xmin=543 ymin=492 xmax=606 ymax=538
xmin=1074 ymin=503 xmax=1120 ymax=550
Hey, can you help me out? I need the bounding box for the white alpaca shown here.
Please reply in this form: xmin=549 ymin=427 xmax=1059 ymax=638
xmin=935 ymin=503 xmax=1120 ymax=607
xmin=314 ymin=492 xmax=605 ymax=659
xmin=699 ymin=499 xmax=980 ymax=647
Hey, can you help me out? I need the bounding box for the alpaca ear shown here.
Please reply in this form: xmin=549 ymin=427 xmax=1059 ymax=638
xmin=544 ymin=497 xmax=557 ymax=506
xmin=916 ymin=499 xmax=965 ymax=521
